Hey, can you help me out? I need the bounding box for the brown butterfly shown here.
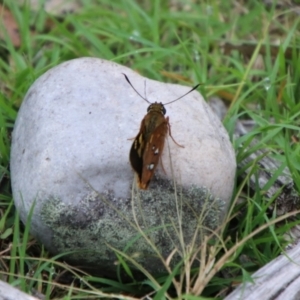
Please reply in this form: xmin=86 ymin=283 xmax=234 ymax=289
xmin=123 ymin=74 xmax=200 ymax=189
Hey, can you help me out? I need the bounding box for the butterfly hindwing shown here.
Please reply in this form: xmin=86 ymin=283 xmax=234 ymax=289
xmin=129 ymin=119 xmax=147 ymax=182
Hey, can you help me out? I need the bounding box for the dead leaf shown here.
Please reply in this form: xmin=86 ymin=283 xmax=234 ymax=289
xmin=0 ymin=4 xmax=21 ymax=47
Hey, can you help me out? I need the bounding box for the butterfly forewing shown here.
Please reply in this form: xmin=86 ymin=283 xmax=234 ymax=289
xmin=139 ymin=119 xmax=168 ymax=189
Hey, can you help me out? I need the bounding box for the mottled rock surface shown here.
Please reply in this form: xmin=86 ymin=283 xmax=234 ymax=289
xmin=10 ymin=57 xmax=236 ymax=275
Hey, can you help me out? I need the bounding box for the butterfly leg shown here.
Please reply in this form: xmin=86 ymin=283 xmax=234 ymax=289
xmin=166 ymin=117 xmax=184 ymax=148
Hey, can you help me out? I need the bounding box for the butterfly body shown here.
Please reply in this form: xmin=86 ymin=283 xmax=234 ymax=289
xmin=130 ymin=102 xmax=169 ymax=189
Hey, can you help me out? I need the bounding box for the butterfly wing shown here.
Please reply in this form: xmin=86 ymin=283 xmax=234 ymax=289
xmin=130 ymin=118 xmax=147 ymax=183
xmin=139 ymin=119 xmax=168 ymax=189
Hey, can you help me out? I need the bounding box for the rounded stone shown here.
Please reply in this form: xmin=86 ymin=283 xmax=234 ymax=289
xmin=10 ymin=57 xmax=236 ymax=275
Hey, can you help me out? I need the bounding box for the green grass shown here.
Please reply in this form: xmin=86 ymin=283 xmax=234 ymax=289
xmin=1 ymin=0 xmax=300 ymax=299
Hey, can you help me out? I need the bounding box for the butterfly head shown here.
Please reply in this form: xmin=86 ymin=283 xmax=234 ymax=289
xmin=147 ymin=102 xmax=166 ymax=115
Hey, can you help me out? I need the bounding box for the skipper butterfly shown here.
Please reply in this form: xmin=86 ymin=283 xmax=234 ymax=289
xmin=123 ymin=74 xmax=199 ymax=189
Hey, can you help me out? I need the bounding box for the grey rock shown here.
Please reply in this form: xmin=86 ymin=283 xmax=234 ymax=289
xmin=10 ymin=57 xmax=236 ymax=275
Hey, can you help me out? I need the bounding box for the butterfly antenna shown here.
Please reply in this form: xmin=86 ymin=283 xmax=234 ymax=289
xmin=164 ymin=83 xmax=201 ymax=105
xmin=123 ymin=73 xmax=150 ymax=104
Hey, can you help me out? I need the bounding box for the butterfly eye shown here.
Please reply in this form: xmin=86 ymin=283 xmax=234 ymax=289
xmin=162 ymin=106 xmax=166 ymax=115
xmin=147 ymin=105 xmax=152 ymax=112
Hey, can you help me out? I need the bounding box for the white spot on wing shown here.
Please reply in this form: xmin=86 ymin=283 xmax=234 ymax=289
xmin=147 ymin=164 xmax=154 ymax=170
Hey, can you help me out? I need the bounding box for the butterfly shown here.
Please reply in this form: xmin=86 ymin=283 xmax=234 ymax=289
xmin=123 ymin=74 xmax=199 ymax=189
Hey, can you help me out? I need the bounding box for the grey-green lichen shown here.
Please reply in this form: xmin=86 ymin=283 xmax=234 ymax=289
xmin=40 ymin=176 xmax=227 ymax=274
